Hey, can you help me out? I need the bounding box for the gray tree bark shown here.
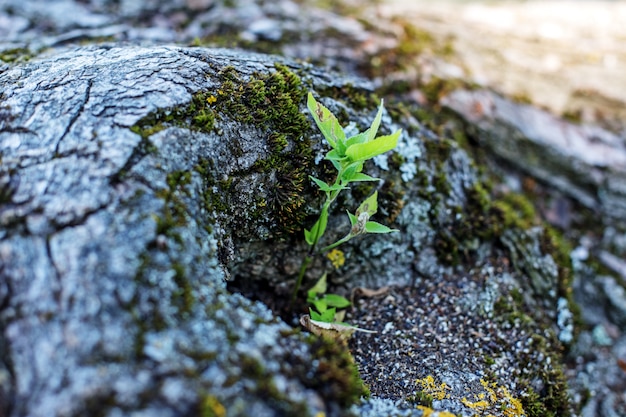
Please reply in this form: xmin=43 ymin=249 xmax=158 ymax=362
xmin=0 ymin=44 xmax=573 ymax=417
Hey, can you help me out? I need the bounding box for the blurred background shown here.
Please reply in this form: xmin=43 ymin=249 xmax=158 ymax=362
xmin=378 ymin=0 xmax=626 ymax=133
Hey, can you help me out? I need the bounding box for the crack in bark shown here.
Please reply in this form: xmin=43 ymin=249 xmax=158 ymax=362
xmin=54 ymin=78 xmax=93 ymax=156
xmin=45 ymin=233 xmax=62 ymax=305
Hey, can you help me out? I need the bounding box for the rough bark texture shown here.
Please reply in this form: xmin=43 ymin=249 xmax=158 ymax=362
xmin=0 ymin=44 xmax=573 ymax=417
xmin=2 ymin=1 xmax=626 ymax=416
xmin=442 ymin=89 xmax=626 ymax=219
xmin=0 ymin=45 xmax=371 ymax=417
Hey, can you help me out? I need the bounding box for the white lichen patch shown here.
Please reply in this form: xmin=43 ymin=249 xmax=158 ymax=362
xmin=395 ymin=132 xmax=423 ymax=182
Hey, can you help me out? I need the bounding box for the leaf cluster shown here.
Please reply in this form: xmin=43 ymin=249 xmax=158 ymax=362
xmin=295 ymin=93 xmax=401 ymax=323
xmin=307 ymin=274 xmax=351 ymax=323
xmin=303 ymin=93 xmax=401 ymax=252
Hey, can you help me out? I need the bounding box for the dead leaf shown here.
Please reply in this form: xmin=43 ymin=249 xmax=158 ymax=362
xmin=300 ymin=315 xmax=376 ymax=343
xmin=351 ymin=285 xmax=390 ymax=304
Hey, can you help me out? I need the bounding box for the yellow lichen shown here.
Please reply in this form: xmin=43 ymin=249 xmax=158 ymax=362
xmin=326 ymin=249 xmax=345 ymax=269
xmin=480 ymin=378 xmax=498 ymax=403
xmin=461 ymin=396 xmax=490 ymax=410
xmin=415 ymin=375 xmax=449 ymax=401
xmin=417 ymin=406 xmax=458 ymax=417
xmin=201 ymin=395 xmax=226 ymax=417
xmin=460 ymin=379 xmax=525 ymax=417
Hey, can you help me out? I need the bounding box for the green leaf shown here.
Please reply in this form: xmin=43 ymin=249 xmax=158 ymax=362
xmin=347 ymin=211 xmax=358 ymax=227
xmin=304 ymin=207 xmax=329 ymax=246
xmin=345 ymin=100 xmax=384 ymax=148
xmin=304 ymin=228 xmax=314 ymax=246
xmin=335 ymin=133 xmax=347 ymax=156
xmin=340 ymin=161 xmax=364 ymax=183
xmin=312 ymin=299 xmax=328 ymax=313
xmin=307 ymin=93 xmax=346 ymax=149
xmin=319 ymin=307 xmax=336 ymax=323
xmin=350 ymin=173 xmax=380 ymax=182
xmin=365 ymin=99 xmax=384 ymax=142
xmin=321 ymin=294 xmax=351 ymax=308
xmin=340 ymin=165 xmax=357 ymax=183
xmin=310 ymin=308 xmax=324 ymax=321
xmin=344 ymin=131 xmax=369 ymax=148
xmin=309 ymin=176 xmax=330 ymax=192
xmin=343 ymin=100 xmax=385 ymax=148
xmin=365 ymin=221 xmax=399 ymax=234
xmin=345 ymin=129 xmax=401 ymax=162
xmin=326 ymin=149 xmax=347 ymax=161
xmin=308 ymin=273 xmax=328 ymax=296
xmin=310 ymin=176 xmax=345 ymax=193
xmin=357 ymin=191 xmax=378 ymax=217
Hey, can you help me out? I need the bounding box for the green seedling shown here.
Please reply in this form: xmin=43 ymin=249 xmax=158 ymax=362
xmin=307 ymin=273 xmax=351 ymax=322
xmin=292 ymin=92 xmax=401 ymax=320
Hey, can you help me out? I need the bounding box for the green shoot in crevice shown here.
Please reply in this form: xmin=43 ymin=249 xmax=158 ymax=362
xmin=307 ymin=273 xmax=351 ymax=323
xmin=292 ymin=92 xmax=401 ymax=321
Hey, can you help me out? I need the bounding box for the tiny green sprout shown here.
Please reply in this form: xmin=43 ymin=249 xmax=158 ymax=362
xmin=292 ymin=92 xmax=401 ymax=317
xmin=307 ymin=273 xmax=351 ymax=323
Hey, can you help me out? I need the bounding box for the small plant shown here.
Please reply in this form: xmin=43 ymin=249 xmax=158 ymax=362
xmin=293 ymin=92 xmax=401 ymax=322
xmin=307 ymin=273 xmax=351 ymax=323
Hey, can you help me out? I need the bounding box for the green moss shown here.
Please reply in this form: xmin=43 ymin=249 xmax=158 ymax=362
xmin=378 ymin=179 xmax=406 ymax=224
xmin=317 ymin=83 xmax=379 ymax=111
xmin=510 ymin=91 xmax=533 ymax=105
xmin=432 ymin=171 xmax=452 ymax=198
xmin=208 ymin=63 xmax=312 ymax=238
xmin=166 ymin=170 xmax=192 ymax=191
xmin=420 ymin=76 xmax=469 ymax=105
xmin=540 ymin=226 xmax=582 ymax=332
xmin=492 ymin=193 xmax=538 ymax=231
xmin=156 ymin=169 xmax=191 ymax=239
xmin=0 ymin=47 xmax=34 ymax=63
xmin=130 ymin=123 xmax=165 ymax=140
xmin=483 ymin=355 xmax=495 ymax=367
xmin=407 ymin=391 xmax=434 ymax=408
xmin=540 ymin=227 xmax=572 ymax=296
xmin=493 ymin=294 xmax=572 ymax=417
xmin=307 ymin=336 xmax=370 ymax=407
xmin=130 ymin=62 xmax=313 ymax=239
xmin=131 ymin=91 xmax=218 ymax=138
xmin=171 ymin=262 xmax=195 ymax=316
xmin=199 ymin=395 xmax=226 ymax=417
xmin=199 ymin=339 xmax=327 ymax=415
xmin=191 ymin=31 xmax=288 ymax=56
xmin=518 ymin=367 xmax=570 ymax=417
xmin=425 ymin=163 xmax=547 ymax=265
xmin=562 ymin=109 xmax=582 ymax=124
xmin=268 ymin=132 xmax=288 ymax=152
xmin=154 ymin=170 xmax=190 ymax=245
xmin=133 ymin=170 xmax=198 ymax=330
xmin=217 ymin=62 xmax=309 ymax=136
xmin=231 ymin=353 xmax=310 ymax=415
xmin=423 ymin=137 xmax=453 ymax=163
xmin=366 ymin=19 xmax=454 ymax=80
xmin=521 ymin=387 xmax=550 ymax=417
xmin=527 ymin=336 xmax=571 ymax=417
xmin=430 ymin=180 xmax=494 ymax=265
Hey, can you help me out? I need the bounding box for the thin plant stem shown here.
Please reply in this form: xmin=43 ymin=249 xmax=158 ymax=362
xmin=290 ymin=255 xmax=312 ymax=306
xmin=319 ymin=234 xmax=351 ymax=253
